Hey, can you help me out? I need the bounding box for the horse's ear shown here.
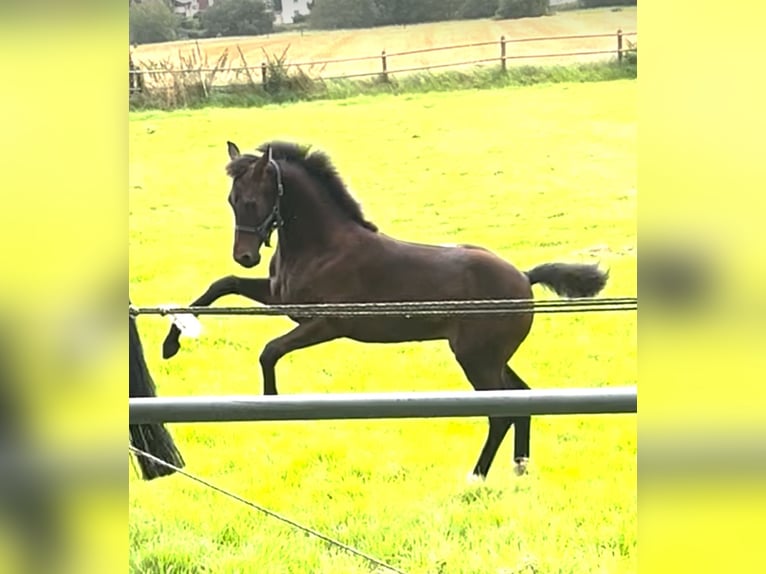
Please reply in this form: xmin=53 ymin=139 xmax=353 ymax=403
xmin=251 ymin=146 xmax=270 ymax=174
xmin=227 ymin=141 xmax=240 ymax=161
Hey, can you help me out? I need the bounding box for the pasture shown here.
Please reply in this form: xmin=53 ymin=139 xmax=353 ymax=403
xmin=132 ymin=7 xmax=636 ymax=80
xmin=129 ymin=79 xmax=636 ymax=573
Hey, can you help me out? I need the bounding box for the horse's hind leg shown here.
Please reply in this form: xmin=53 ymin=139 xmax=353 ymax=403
xmin=474 ymin=414 xmax=514 ymax=480
xmin=452 ymin=351 xmax=512 ymax=479
xmin=505 ymin=365 xmax=532 ymax=476
xmin=452 ymin=343 xmax=534 ymax=479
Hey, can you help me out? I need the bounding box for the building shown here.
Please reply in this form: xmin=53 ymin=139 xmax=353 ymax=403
xmin=129 ymin=0 xmax=216 ymax=18
xmin=275 ymin=0 xmax=311 ymax=24
xmin=149 ymin=0 xmax=310 ymax=24
xmin=172 ymin=0 xmax=200 ymax=19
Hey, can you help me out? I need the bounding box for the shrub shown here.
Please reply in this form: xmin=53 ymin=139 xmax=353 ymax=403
xmin=261 ymin=46 xmax=316 ymax=96
xmin=179 ymin=18 xmax=198 ymax=30
xmin=184 ymin=29 xmax=209 ymax=40
xmin=201 ymin=0 xmax=274 ymax=37
xmin=623 ymin=38 xmax=636 ymax=65
xmin=129 ymin=0 xmax=179 ymax=44
xmin=386 ymin=0 xmax=462 ymax=24
xmin=579 ymin=0 xmax=636 ymax=7
xmin=457 ymin=0 xmax=499 ymax=20
xmin=130 ymin=48 xmax=232 ymax=109
xmin=495 ymin=0 xmax=549 ymax=19
xmin=309 ymin=0 xmax=380 ymax=29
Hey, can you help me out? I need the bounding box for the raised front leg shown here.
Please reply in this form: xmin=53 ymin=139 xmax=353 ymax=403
xmin=162 ymin=276 xmax=273 ymax=359
xmin=260 ymin=320 xmax=340 ymax=395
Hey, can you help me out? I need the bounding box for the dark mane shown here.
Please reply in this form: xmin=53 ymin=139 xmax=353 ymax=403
xmin=258 ymin=141 xmax=378 ymax=232
xmin=226 ymin=153 xmax=260 ymax=180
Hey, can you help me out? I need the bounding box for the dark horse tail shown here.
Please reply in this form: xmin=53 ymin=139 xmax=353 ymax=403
xmin=525 ymin=262 xmax=608 ymax=298
xmin=130 ymin=304 xmax=185 ymax=480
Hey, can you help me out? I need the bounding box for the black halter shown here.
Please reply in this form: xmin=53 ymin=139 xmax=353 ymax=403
xmin=234 ymin=153 xmax=284 ymax=247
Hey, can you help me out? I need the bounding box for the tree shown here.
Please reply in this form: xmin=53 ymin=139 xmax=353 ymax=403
xmin=371 ymin=0 xmax=406 ymax=25
xmin=456 ymin=0 xmax=498 ymax=20
xmin=201 ymin=0 xmax=275 ymax=37
xmin=580 ymin=0 xmax=636 ymax=6
xmin=129 ymin=0 xmax=179 ymax=44
xmin=495 ymin=0 xmax=548 ymax=20
xmin=372 ymin=0 xmax=460 ymax=25
xmin=309 ymin=0 xmax=379 ymax=29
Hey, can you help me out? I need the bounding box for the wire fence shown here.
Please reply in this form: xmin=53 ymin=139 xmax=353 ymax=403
xmin=129 ymin=29 xmax=636 ymax=92
xmin=129 ymin=445 xmax=408 ymax=574
xmin=129 ymin=296 xmax=637 ymax=318
xmin=129 ymin=294 xmax=637 ymax=568
xmin=129 ymin=385 xmax=637 ymax=572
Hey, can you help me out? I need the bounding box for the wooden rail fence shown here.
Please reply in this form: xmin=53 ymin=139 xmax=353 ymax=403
xmin=129 ymin=29 xmax=636 ymax=94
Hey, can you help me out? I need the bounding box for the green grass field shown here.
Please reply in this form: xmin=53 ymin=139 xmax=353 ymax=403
xmin=129 ymin=79 xmax=636 ymax=573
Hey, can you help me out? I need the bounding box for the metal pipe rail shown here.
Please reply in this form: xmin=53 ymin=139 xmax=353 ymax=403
xmin=130 ymin=386 xmax=637 ymax=425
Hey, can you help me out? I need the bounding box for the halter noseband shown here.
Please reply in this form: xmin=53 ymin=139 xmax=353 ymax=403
xmin=234 ymin=151 xmax=284 ymax=247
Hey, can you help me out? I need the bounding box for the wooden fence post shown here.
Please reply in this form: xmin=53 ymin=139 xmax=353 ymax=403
xmin=129 ymin=53 xmax=144 ymax=94
xmin=617 ymin=29 xmax=623 ymax=63
xmin=500 ymin=35 xmax=507 ymax=72
xmin=261 ymin=61 xmax=267 ymax=84
xmin=381 ymin=50 xmax=388 ymax=82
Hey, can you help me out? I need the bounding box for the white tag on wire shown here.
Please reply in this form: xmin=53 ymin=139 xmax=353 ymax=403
xmin=159 ymin=303 xmax=202 ymax=338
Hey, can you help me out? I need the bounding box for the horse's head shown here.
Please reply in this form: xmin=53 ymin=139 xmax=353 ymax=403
xmin=225 ymin=141 xmax=284 ymax=268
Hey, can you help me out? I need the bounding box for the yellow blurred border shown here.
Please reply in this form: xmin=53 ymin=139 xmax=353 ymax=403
xmin=0 ymin=7 xmax=128 ymax=574
xmin=5 ymin=0 xmax=766 ymax=570
xmin=640 ymin=1 xmax=766 ymax=573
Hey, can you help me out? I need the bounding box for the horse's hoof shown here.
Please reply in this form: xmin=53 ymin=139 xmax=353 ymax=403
xmin=466 ymin=471 xmax=486 ymax=485
xmin=513 ymin=457 xmax=529 ymax=476
xmin=162 ymin=337 xmax=180 ymax=359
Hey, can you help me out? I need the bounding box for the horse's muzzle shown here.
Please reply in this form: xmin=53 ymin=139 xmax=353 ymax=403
xmin=234 ymin=252 xmax=261 ymax=268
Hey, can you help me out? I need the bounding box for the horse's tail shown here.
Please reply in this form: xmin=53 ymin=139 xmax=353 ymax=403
xmin=130 ymin=306 xmax=185 ymax=480
xmin=525 ymin=262 xmax=609 ymax=298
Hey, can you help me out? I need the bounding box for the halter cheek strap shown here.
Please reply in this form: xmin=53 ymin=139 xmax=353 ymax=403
xmin=234 ymin=154 xmax=285 ymax=247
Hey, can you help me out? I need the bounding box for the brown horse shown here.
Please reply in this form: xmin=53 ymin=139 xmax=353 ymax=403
xmin=162 ymin=140 xmax=608 ymax=479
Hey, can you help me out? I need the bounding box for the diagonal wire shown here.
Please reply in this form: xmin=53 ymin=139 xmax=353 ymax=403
xmin=128 ymin=445 xmax=407 ymax=574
